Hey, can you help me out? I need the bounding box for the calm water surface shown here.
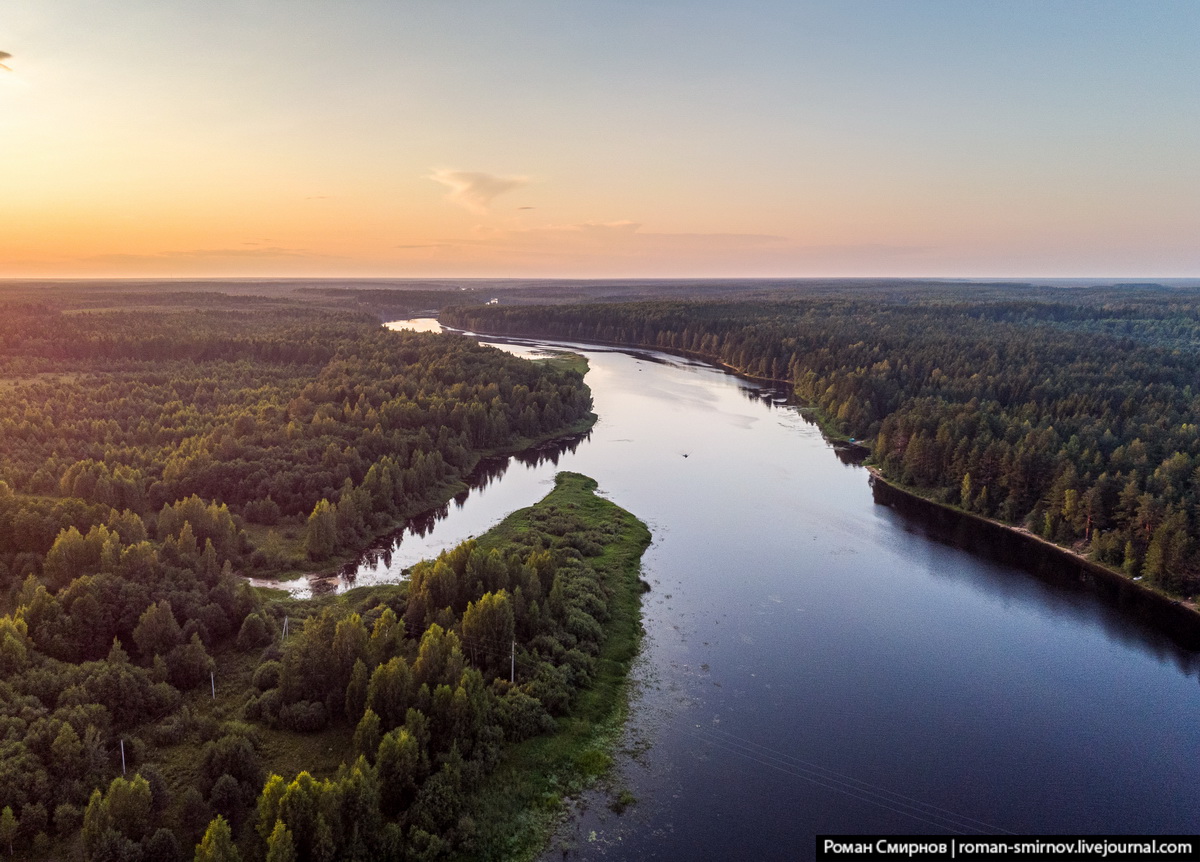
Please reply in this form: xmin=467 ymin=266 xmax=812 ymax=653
xmin=339 ymin=320 xmax=1200 ymax=857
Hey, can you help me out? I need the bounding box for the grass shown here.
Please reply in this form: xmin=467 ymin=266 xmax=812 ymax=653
xmin=150 ymin=625 xmax=353 ymax=819
xmin=609 ymin=788 xmax=637 ymax=814
xmin=796 ymin=404 xmax=858 ymax=444
xmin=533 ymin=351 xmax=589 ymax=377
xmin=453 ymin=472 xmax=652 ymax=861
xmin=143 ymin=583 xmax=410 ymax=853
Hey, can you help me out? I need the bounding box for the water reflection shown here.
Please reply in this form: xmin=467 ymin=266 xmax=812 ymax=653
xmin=871 ymin=476 xmax=1200 ymax=655
xmin=386 ymin=316 xmax=444 ymax=333
xmin=291 ymin=429 xmax=593 ymax=597
xmin=733 ymin=382 xmax=868 ymax=468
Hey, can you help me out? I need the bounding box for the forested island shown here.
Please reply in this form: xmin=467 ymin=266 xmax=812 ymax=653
xmin=0 ymin=289 xmax=649 ymax=860
xmin=444 ymin=283 xmax=1200 ymax=601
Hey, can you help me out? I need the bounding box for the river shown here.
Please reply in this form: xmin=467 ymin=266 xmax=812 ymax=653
xmin=322 ymin=319 xmax=1200 ymax=857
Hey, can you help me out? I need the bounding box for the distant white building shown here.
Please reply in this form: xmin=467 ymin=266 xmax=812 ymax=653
xmin=487 ymin=298 xmax=499 ymax=305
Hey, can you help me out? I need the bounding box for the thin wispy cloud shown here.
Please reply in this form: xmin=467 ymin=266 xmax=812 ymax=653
xmin=429 ymin=169 xmax=529 ymax=214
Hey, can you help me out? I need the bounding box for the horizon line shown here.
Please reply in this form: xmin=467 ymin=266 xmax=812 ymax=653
xmin=2 ymin=275 xmax=1200 ymax=284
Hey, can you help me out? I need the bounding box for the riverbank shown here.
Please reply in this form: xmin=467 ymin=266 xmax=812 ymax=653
xmin=444 ymin=322 xmax=797 ymax=387
xmin=866 ymin=465 xmax=1200 ymax=628
xmin=249 ymin=353 xmax=597 ymax=596
xmin=453 ymin=321 xmax=1195 ymax=614
xmin=449 ymin=319 xmax=1200 ymax=639
xmin=440 ymin=320 xmax=878 ymax=456
xmin=449 ymin=471 xmax=652 ymax=861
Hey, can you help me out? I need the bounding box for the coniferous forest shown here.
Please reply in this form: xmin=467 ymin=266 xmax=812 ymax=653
xmin=0 ymin=288 xmax=651 ymax=860
xmin=444 ymin=283 xmax=1200 ymax=600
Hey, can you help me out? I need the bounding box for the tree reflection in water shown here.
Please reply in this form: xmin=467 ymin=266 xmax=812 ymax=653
xmin=305 ymin=430 xmax=592 ymax=596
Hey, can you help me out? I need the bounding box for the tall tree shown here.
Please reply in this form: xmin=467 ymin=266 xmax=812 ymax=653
xmin=195 ymin=815 xmax=241 ymax=862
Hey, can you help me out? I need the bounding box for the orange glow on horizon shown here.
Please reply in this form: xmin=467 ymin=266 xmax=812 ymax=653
xmin=2 ymin=3 xmax=1197 ymax=279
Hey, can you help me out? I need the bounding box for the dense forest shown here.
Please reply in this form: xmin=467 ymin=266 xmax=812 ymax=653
xmin=0 ymin=470 xmax=649 ymax=860
xmin=0 ymin=290 xmax=653 ymax=860
xmin=444 ymin=286 xmax=1200 ymax=599
xmin=0 ymin=300 xmax=593 ymax=591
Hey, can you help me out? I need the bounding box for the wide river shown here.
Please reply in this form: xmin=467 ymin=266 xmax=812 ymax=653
xmin=332 ymin=320 xmax=1200 ymax=857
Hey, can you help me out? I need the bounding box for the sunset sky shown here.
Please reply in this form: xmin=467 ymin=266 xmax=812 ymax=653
xmin=2 ymin=1 xmax=1197 ymax=278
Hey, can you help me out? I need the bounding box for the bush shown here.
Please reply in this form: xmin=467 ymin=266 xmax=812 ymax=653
xmin=251 ymin=660 xmax=282 ymax=692
xmin=279 ymin=700 xmax=327 ymax=732
xmin=525 ymin=664 xmax=570 ymax=715
xmin=498 ymin=688 xmax=555 ymax=741
xmin=199 ymin=734 xmax=262 ymax=798
xmin=237 ymin=613 xmax=272 ymax=650
xmin=244 ymin=498 xmax=281 ymax=526
xmin=165 ymin=635 xmax=214 ymax=690
xmin=53 ymin=803 xmax=82 ymax=836
xmin=561 ymin=648 xmax=595 ymax=684
xmin=149 ymin=711 xmax=190 ymax=746
xmin=143 ymin=827 xmax=182 ymax=862
xmin=248 ymin=688 xmax=282 ymax=725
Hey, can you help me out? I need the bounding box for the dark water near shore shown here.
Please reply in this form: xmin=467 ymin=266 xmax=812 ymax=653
xmin=353 ymin=319 xmax=1200 ymax=857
